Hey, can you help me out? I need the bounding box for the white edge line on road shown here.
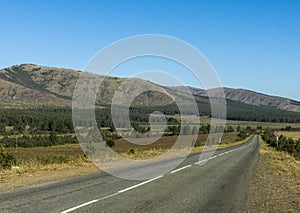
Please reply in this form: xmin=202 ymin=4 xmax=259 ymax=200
xmin=195 ymin=159 xmax=208 ymax=165
xmin=61 ymin=199 xmax=99 ymax=213
xmin=61 ymin=175 xmax=164 ymax=213
xmin=170 ymin=165 xmax=192 ymax=174
xmin=61 ymin=141 xmax=255 ymax=213
xmin=203 ymin=144 xmax=249 ymax=163
xmin=118 ymin=175 xmax=163 ymax=193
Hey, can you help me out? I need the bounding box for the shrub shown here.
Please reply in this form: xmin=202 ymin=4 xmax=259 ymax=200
xmin=0 ymin=123 xmax=5 ymax=134
xmin=194 ymin=139 xmax=202 ymax=147
xmin=106 ymin=139 xmax=115 ymax=148
xmin=128 ymin=148 xmax=137 ymax=155
xmin=0 ymin=144 xmax=16 ymax=169
xmin=236 ymin=130 xmax=249 ymax=141
xmin=261 ymin=130 xmax=300 ymax=159
xmin=226 ymin=126 xmax=234 ymax=132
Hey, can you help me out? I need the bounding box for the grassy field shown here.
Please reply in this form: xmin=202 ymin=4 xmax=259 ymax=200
xmin=114 ymin=132 xmax=241 ymax=159
xmin=167 ymin=116 xmax=300 ymax=130
xmin=3 ymin=124 xmax=297 ymax=169
xmin=1 ymin=144 xmax=97 ymax=192
xmin=4 ymin=132 xmax=240 ymax=168
xmin=114 ymin=132 xmax=239 ymax=151
xmin=201 ymin=117 xmax=300 ymax=129
xmin=6 ymin=144 xmax=87 ymax=168
xmin=275 ymin=131 xmax=300 ymax=140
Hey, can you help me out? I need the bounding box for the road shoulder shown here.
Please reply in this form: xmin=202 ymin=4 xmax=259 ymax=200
xmin=247 ymin=137 xmax=300 ymax=212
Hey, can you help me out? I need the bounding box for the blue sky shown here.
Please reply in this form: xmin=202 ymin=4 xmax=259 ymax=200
xmin=1 ymin=0 xmax=300 ymax=100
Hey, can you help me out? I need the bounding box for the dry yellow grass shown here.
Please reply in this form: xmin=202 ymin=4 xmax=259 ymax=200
xmin=193 ymin=135 xmax=251 ymax=152
xmin=0 ymin=162 xmax=98 ymax=192
xmin=258 ymin=138 xmax=300 ymax=177
xmin=119 ymin=132 xmax=249 ymax=160
xmin=6 ymin=144 xmax=87 ymax=168
xmin=3 ymin=133 xmax=240 ymax=170
xmin=275 ymin=131 xmax=300 ymax=140
xmin=1 ymin=144 xmax=98 ymax=192
xmin=247 ymin=137 xmax=300 ymax=211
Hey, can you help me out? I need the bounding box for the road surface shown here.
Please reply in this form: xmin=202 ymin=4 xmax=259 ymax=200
xmin=0 ymin=135 xmax=259 ymax=212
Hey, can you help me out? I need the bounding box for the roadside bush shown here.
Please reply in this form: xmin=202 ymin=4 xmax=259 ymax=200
xmin=295 ymin=140 xmax=300 ymax=159
xmin=226 ymin=126 xmax=234 ymax=132
xmin=128 ymin=148 xmax=137 ymax=155
xmin=106 ymin=139 xmax=115 ymax=148
xmin=0 ymin=144 xmax=16 ymax=169
xmin=0 ymin=123 xmax=5 ymax=134
xmin=236 ymin=130 xmax=249 ymax=141
xmin=262 ymin=129 xmax=276 ymax=146
xmin=194 ymin=139 xmax=202 ymax=147
xmin=261 ymin=130 xmax=300 ymax=159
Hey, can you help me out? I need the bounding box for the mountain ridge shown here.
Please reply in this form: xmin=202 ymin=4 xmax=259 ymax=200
xmin=1 ymin=64 xmax=300 ymax=113
xmin=183 ymin=86 xmax=300 ymax=112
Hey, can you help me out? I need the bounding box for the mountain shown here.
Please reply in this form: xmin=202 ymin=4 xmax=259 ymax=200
xmin=0 ymin=64 xmax=175 ymax=107
xmin=1 ymin=64 xmax=300 ymax=114
xmin=208 ymin=87 xmax=300 ymax=112
xmin=0 ymin=64 xmax=77 ymax=106
xmin=170 ymin=86 xmax=300 ymax=113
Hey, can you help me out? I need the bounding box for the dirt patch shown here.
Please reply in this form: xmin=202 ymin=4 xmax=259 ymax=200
xmin=247 ymin=137 xmax=300 ymax=212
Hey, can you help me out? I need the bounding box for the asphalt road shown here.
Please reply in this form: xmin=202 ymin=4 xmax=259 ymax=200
xmin=0 ymin=135 xmax=259 ymax=213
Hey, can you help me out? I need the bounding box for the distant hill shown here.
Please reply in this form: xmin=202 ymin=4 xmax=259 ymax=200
xmin=1 ymin=64 xmax=300 ymax=122
xmin=171 ymin=86 xmax=300 ymax=113
xmin=208 ymin=87 xmax=300 ymax=112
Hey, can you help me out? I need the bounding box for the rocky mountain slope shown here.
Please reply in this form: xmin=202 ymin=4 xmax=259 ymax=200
xmin=0 ymin=64 xmax=174 ymax=107
xmin=1 ymin=64 xmax=300 ymax=112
